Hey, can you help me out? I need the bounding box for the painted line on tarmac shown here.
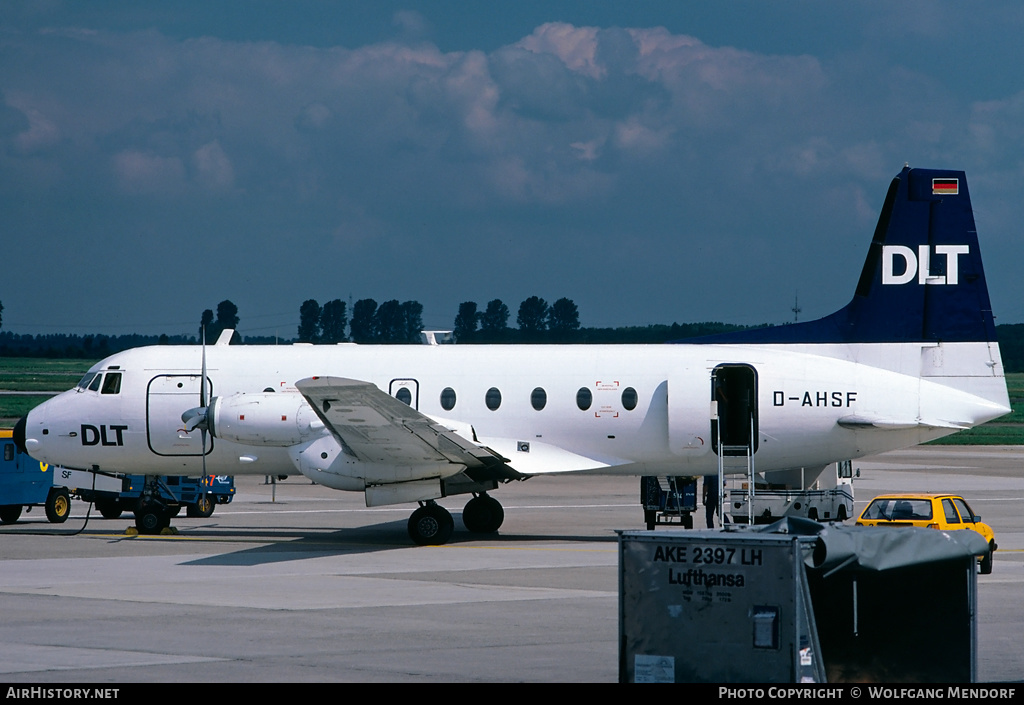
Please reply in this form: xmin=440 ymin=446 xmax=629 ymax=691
xmin=0 ymin=643 xmax=225 ymax=675
xmin=61 ymin=531 xmax=621 ymax=552
xmin=441 ymin=543 xmax=616 ymax=553
xmin=970 ymin=496 xmax=1024 ymax=501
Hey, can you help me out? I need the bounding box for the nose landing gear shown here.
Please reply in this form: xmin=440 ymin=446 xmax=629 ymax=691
xmin=135 ymin=496 xmax=174 ymax=534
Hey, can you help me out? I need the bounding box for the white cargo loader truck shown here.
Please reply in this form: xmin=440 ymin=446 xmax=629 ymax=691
xmin=728 ymin=460 xmax=856 ymax=524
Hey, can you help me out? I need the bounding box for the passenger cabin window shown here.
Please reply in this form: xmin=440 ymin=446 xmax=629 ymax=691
xmin=440 ymin=387 xmax=457 ymax=411
xmin=621 ymin=387 xmax=638 ymax=411
xmin=395 ymin=387 xmax=412 ymax=405
xmin=942 ymin=499 xmax=960 ymax=524
xmin=485 ymin=387 xmax=502 ymax=411
xmin=101 ymin=372 xmax=122 ymax=395
xmin=531 ymin=387 xmax=547 ymax=411
xmin=576 ymin=387 xmax=592 ymax=411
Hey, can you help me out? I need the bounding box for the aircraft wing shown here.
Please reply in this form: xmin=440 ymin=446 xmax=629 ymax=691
xmin=295 ymin=376 xmax=510 ymax=472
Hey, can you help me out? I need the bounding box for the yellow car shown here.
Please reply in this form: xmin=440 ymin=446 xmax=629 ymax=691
xmin=856 ymin=493 xmax=997 ymax=574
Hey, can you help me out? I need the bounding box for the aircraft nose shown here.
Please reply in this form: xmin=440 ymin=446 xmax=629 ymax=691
xmin=13 ymin=414 xmax=27 ymax=454
xmin=15 ymin=400 xmax=52 ymax=458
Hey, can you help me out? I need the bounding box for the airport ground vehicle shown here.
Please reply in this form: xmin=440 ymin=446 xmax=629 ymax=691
xmin=55 ymin=466 xmax=234 ymax=528
xmin=728 ymin=460 xmax=856 ymax=524
xmin=856 ymin=493 xmax=997 ymax=573
xmin=0 ymin=429 xmax=70 ymax=524
xmin=640 ymin=476 xmax=697 ymax=529
xmin=3 ymin=428 xmax=233 ymax=528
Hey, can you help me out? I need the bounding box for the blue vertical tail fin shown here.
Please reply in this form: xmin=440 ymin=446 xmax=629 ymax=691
xmin=691 ymin=166 xmax=996 ymax=344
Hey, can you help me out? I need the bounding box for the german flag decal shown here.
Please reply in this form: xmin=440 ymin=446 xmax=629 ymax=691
xmin=933 ymin=178 xmax=959 ymax=195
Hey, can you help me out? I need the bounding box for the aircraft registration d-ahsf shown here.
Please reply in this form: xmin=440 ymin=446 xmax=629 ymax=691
xmin=14 ymin=166 xmax=1010 ymax=544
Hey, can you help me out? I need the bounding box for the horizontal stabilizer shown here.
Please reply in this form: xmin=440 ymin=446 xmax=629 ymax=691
xmin=837 ymin=415 xmax=970 ymax=431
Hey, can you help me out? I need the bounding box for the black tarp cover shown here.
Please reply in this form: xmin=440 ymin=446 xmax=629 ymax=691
xmin=749 ymin=516 xmax=988 ymax=573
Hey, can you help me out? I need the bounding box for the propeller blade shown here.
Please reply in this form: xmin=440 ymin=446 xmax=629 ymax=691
xmin=200 ymin=325 xmax=208 ymax=408
xmin=199 ymin=325 xmax=210 ymax=503
xmin=201 ymin=426 xmax=209 ymax=501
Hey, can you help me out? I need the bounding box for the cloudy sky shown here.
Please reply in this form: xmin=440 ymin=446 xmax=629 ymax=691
xmin=3 ymin=1 xmax=1023 ymax=337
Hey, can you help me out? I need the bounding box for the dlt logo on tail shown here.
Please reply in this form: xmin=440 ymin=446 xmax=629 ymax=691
xmin=882 ymin=245 xmax=970 ymax=285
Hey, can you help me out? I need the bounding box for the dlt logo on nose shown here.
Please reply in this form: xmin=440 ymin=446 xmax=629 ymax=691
xmin=81 ymin=424 xmax=127 ymax=446
xmin=882 ymin=245 xmax=969 ymax=285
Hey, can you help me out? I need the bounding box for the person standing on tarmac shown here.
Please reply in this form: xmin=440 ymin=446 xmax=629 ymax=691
xmin=703 ymin=474 xmax=720 ymax=528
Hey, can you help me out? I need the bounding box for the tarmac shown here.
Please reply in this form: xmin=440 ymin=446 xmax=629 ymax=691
xmin=0 ymin=445 xmax=1021 ymax=683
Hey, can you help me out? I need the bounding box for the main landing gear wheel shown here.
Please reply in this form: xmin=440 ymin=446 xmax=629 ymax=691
xmin=462 ymin=494 xmax=504 ymax=534
xmin=135 ymin=501 xmax=171 ymax=535
xmin=408 ymin=502 xmax=454 ymax=546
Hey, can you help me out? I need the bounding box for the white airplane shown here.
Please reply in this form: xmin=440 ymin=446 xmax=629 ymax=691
xmin=14 ymin=166 xmax=1010 ymax=544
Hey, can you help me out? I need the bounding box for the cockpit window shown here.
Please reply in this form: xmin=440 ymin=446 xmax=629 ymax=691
xmin=87 ymin=374 xmax=103 ymax=392
xmin=77 ymin=373 xmax=98 ymax=390
xmin=101 ymin=372 xmax=122 ymax=395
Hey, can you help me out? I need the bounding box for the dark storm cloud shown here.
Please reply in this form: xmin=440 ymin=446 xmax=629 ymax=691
xmin=1 ymin=9 xmax=1023 ymax=335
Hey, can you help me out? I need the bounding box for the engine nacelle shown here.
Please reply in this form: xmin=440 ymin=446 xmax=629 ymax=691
xmin=209 ymin=392 xmax=323 ymax=447
xmin=288 ymin=434 xmax=457 ymax=502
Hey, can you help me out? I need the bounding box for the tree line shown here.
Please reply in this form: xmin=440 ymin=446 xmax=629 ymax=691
xmin=452 ymin=297 xmax=581 ymax=343
xmin=295 ymin=298 xmax=424 ymax=344
xmin=293 ymin=295 xmax=583 ymax=344
xmin=2 ymin=296 xmax=1024 ymax=372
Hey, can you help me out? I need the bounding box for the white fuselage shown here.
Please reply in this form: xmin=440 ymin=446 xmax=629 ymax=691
xmin=22 ymin=339 xmax=1010 ymax=490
